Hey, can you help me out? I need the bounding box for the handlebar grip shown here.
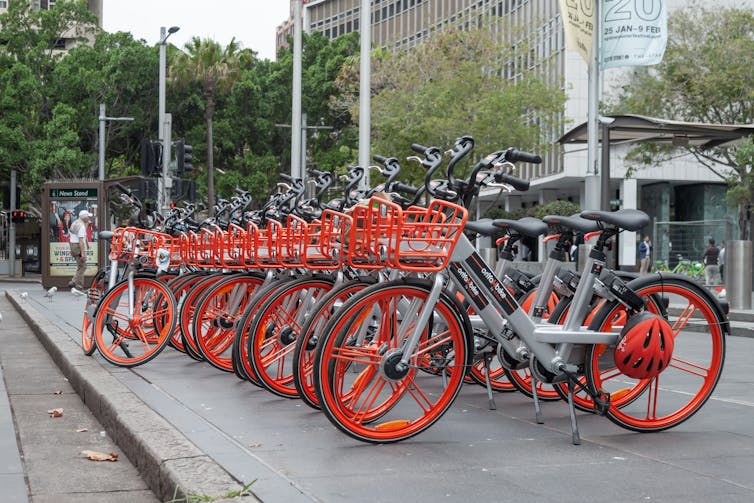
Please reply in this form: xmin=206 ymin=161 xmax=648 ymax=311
xmin=496 ymin=173 xmax=530 ymax=192
xmin=411 ymin=143 xmax=428 ymax=154
xmin=279 ymin=173 xmax=294 ymax=182
xmin=392 ymin=181 xmax=420 ymax=195
xmin=373 ymin=154 xmax=387 ymax=164
xmin=506 ymin=149 xmax=542 ymax=164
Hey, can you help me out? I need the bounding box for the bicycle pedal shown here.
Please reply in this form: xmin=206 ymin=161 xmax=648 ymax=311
xmin=593 ymin=391 xmax=611 ymax=416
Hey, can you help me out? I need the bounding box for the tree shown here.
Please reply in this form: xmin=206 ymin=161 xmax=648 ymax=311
xmin=332 ymin=24 xmax=566 ymax=185
xmin=608 ymin=7 xmax=754 ymax=239
xmin=170 ymin=37 xmax=242 ymax=214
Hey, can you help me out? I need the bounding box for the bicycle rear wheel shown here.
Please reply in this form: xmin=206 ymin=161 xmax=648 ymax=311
xmin=248 ymin=275 xmax=335 ymax=397
xmin=82 ymin=267 xmax=109 ymax=355
xmin=93 ymin=277 xmax=177 ymax=367
xmin=314 ymin=278 xmax=472 ymax=443
xmin=293 ymin=277 xmax=377 ymax=409
xmin=585 ymin=275 xmax=726 ymax=432
xmin=192 ymin=273 xmax=264 ymax=372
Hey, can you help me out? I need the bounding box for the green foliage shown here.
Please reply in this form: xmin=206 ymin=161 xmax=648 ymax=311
xmin=333 ymin=23 xmax=566 ymax=185
xmin=607 ymin=6 xmax=754 ymax=237
xmin=485 ymin=199 xmax=579 ymax=220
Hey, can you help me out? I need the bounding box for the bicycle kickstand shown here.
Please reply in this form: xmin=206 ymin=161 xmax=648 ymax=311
xmin=566 ymin=379 xmax=580 ymax=445
xmin=530 ymin=374 xmax=544 ymax=424
xmin=482 ymin=354 xmax=497 ymax=410
xmin=557 ymin=365 xmax=612 ymax=446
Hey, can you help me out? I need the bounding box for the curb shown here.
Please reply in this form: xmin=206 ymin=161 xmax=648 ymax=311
xmin=6 ymin=291 xmax=259 ymax=503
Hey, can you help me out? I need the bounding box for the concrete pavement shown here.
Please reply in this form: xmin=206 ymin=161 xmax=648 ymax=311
xmin=4 ymin=279 xmax=754 ymax=502
xmin=0 ymin=293 xmax=159 ymax=502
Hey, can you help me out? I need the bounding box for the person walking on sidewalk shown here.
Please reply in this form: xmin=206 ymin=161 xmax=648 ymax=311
xmin=719 ymin=240 xmax=726 ymax=283
xmin=639 ymin=235 xmax=652 ymax=275
xmin=702 ymin=238 xmax=720 ymax=286
xmin=68 ymin=210 xmax=91 ymax=290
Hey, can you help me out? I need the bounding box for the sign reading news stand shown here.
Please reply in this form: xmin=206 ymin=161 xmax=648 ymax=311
xmin=558 ymin=0 xmax=667 ymax=69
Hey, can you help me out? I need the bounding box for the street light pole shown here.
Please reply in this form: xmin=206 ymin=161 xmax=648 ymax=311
xmin=158 ymin=25 xmax=180 ymax=213
xmin=98 ymin=103 xmax=134 ymax=181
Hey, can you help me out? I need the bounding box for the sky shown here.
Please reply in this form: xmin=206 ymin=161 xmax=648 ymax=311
xmin=101 ymin=1 xmax=292 ymax=61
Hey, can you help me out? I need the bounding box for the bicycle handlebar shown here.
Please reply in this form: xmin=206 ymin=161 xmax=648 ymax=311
xmin=495 ymin=172 xmax=530 ymax=192
xmin=505 ymin=148 xmax=542 ymax=165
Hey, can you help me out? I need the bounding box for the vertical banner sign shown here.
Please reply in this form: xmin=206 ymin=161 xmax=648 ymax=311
xmin=559 ymin=0 xmax=596 ymax=64
xmin=601 ymin=0 xmax=667 ymax=69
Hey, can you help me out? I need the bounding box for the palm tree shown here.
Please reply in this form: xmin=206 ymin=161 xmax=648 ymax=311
xmin=170 ymin=37 xmax=241 ymax=214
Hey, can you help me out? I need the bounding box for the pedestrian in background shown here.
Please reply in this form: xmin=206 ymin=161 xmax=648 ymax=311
xmin=719 ymin=240 xmax=726 ymax=283
xmin=67 ymin=210 xmax=91 ymax=290
xmin=702 ymin=238 xmax=720 ymax=286
xmin=639 ymin=235 xmax=652 ymax=275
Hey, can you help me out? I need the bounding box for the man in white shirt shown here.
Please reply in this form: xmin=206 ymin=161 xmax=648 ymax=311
xmin=68 ymin=210 xmax=91 ymax=290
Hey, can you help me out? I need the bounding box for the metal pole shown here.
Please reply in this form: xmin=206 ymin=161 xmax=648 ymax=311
xmin=359 ymin=0 xmax=372 ymax=187
xmin=584 ymin=1 xmax=601 ymax=211
xmin=291 ymin=0 xmax=303 ymax=179
xmin=159 ymin=27 xmax=167 ymax=142
xmin=8 ymin=170 xmax=16 ymax=277
xmin=163 ymin=113 xmax=173 ymax=212
xmin=158 ymin=26 xmax=179 ymax=215
xmin=98 ymin=103 xmax=106 ymax=181
xmin=301 ymin=113 xmax=307 ymax=176
xmin=600 ymin=120 xmax=610 ymax=211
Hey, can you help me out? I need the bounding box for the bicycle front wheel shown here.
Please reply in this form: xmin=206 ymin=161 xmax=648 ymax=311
xmin=313 ymin=278 xmax=473 ymax=443
xmin=93 ymin=277 xmax=177 ymax=367
xmin=585 ymin=275 xmax=726 ymax=432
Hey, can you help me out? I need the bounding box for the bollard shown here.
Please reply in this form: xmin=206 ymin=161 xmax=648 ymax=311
xmin=725 ymin=240 xmax=752 ymax=310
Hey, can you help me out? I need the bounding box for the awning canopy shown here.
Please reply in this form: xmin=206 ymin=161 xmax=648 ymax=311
xmin=558 ymin=114 xmax=754 ymax=149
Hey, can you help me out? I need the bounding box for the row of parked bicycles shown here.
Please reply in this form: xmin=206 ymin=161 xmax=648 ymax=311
xmin=79 ymin=136 xmax=728 ymax=445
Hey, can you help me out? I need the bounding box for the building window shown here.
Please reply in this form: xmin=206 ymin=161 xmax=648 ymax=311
xmin=0 ymin=0 xmax=8 ymax=8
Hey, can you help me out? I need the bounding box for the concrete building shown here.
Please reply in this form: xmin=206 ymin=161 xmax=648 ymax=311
xmin=277 ymin=0 xmax=743 ymax=267
xmin=1 ymin=0 xmax=103 ymax=50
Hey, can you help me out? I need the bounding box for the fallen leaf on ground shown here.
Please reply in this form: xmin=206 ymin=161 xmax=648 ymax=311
xmin=249 ymin=442 xmax=262 ymax=448
xmin=81 ymin=450 xmax=118 ymax=462
xmin=47 ymin=408 xmax=64 ymax=418
xmin=76 ymin=428 xmax=88 ymax=433
xmin=52 ymin=390 xmax=62 ymax=395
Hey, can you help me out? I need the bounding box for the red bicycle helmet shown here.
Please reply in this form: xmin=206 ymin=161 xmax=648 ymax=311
xmin=614 ymin=312 xmax=675 ymax=379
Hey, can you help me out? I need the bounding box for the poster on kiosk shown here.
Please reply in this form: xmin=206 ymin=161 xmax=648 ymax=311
xmin=43 ymin=182 xmax=103 ymax=289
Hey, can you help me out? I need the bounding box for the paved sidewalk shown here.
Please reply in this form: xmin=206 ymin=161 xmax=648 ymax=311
xmin=2 ymin=287 xmax=253 ymax=503
xmin=0 ymin=294 xmax=159 ymax=502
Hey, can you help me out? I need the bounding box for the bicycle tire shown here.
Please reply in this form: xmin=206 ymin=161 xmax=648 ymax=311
xmin=293 ymin=276 xmax=377 ymax=409
xmin=233 ymin=276 xmax=294 ymax=386
xmin=192 ymin=273 xmax=264 ymax=372
xmin=585 ymin=274 xmax=726 ymax=432
xmin=93 ymin=277 xmax=177 ymax=367
xmin=313 ymin=278 xmax=473 ymax=443
xmin=82 ymin=267 xmax=109 ymax=355
xmin=247 ymin=275 xmax=335 ymax=398
xmin=178 ymin=272 xmax=227 ymax=361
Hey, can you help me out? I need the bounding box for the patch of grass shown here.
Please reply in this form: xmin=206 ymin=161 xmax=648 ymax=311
xmin=166 ymin=480 xmax=257 ymax=502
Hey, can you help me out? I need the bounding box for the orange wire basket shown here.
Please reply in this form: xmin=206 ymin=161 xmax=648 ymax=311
xmin=304 ymin=210 xmax=351 ymax=270
xmin=347 ymin=197 xmax=468 ymax=272
xmin=109 ymin=227 xmax=181 ymax=268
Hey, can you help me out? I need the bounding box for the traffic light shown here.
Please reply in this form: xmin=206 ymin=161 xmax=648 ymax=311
xmin=11 ymin=210 xmax=25 ymax=223
xmin=140 ymin=139 xmax=163 ymax=177
xmin=175 ymin=140 xmax=193 ymax=174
